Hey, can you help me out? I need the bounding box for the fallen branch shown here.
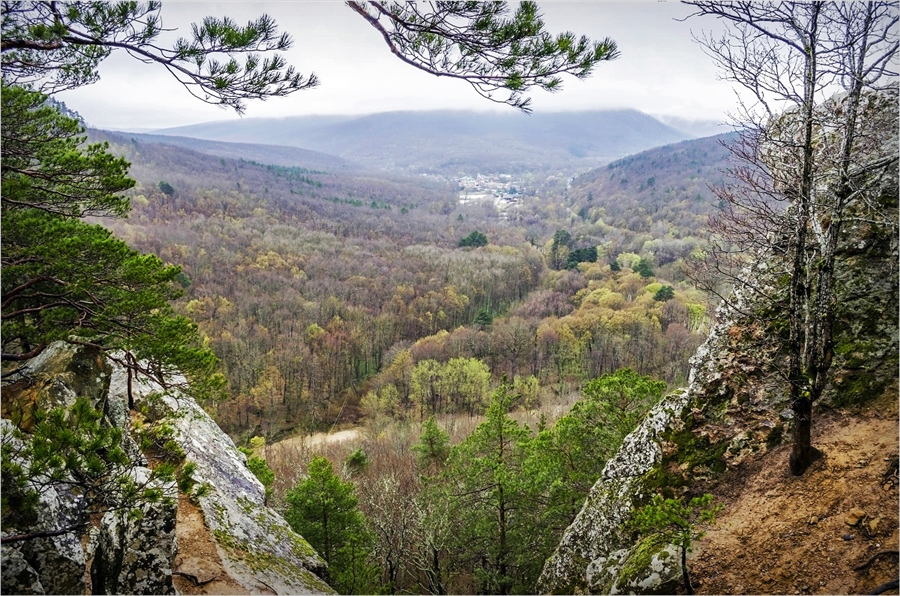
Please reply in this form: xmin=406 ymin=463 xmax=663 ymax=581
xmin=869 ymin=578 xmax=899 ymax=595
xmin=854 ymin=550 xmax=899 ymax=572
xmin=1 ymin=523 xmax=87 ymax=544
xmin=172 ymin=571 xmax=218 ymax=586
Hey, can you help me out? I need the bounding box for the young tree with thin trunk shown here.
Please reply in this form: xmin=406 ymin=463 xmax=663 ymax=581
xmin=687 ymin=1 xmax=898 ymax=475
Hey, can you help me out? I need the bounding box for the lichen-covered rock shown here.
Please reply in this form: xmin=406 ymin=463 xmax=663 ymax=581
xmin=0 ymin=342 xmax=111 ymax=427
xmin=587 ymin=536 xmax=682 ymax=595
xmin=121 ymin=365 xmax=333 ymax=594
xmin=1 ymin=544 xmax=44 ymax=595
xmin=90 ymin=468 xmax=178 ymax=595
xmin=2 ymin=343 xmax=334 ymax=595
xmin=537 ymin=90 xmax=898 ymax=595
xmin=1 ymin=419 xmax=87 ymax=596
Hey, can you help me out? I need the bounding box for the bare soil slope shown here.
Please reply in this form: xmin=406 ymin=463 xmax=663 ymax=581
xmin=693 ymin=399 xmax=899 ymax=595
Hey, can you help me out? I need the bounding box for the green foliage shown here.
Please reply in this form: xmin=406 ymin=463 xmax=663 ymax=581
xmin=349 ymin=1 xmax=619 ymax=112
xmin=344 ymin=449 xmax=370 ymax=475
xmin=1 ymin=397 xmax=171 ymax=532
xmin=630 ymin=493 xmax=722 ymax=593
xmin=526 ymin=369 xmax=666 ymax=541
xmin=136 ymin=420 xmax=185 ymax=462
xmin=0 ymin=442 xmax=40 ymax=529
xmin=177 ymin=461 xmax=198 ymax=493
xmin=1 ymin=85 xmax=224 ymax=402
xmin=412 ymin=415 xmax=450 ymax=471
xmin=565 ymin=246 xmax=598 ymax=269
xmin=285 ymin=456 xmax=380 ymax=594
xmin=157 ymin=180 xmax=175 ymax=196
xmin=473 ymin=307 xmax=494 ymax=326
xmin=411 ymin=357 xmax=492 ymax=417
xmin=582 ymin=369 xmax=667 ymax=439
xmin=458 ymin=230 xmax=489 ymax=248
xmin=443 ymin=386 xmax=543 ymax=594
xmin=653 ymin=285 xmax=675 ymax=302
xmin=631 ymin=493 xmax=721 ymax=544
xmin=1 ymin=84 xmax=132 ymax=217
xmin=238 ymin=446 xmax=275 ymax=499
xmin=634 ymin=257 xmax=654 ymax=278
xmin=1 ymin=2 xmax=315 ymax=113
xmin=610 ymin=259 xmax=622 ymax=271
xmin=549 ymin=229 xmax=572 ymax=269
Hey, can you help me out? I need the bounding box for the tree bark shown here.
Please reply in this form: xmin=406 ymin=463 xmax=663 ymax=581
xmin=681 ymin=542 xmax=694 ymax=595
xmin=789 ymin=393 xmax=813 ymax=475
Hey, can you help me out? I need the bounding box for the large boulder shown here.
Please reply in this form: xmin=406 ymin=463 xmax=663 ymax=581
xmin=1 ymin=416 xmax=88 ymax=596
xmin=1 ymin=343 xmax=334 ymax=594
xmin=90 ymin=468 xmax=178 ymax=595
xmin=536 ymin=304 xmax=771 ymax=594
xmin=120 ymin=363 xmax=333 ymax=594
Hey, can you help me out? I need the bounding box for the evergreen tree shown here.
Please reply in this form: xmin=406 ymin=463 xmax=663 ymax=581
xmin=346 ymin=1 xmax=619 ymax=112
xmin=634 ymin=257 xmax=655 ymax=278
xmin=630 ymin=493 xmax=722 ymax=595
xmin=458 ymin=230 xmax=488 ymax=248
xmin=443 ymin=386 xmax=540 ymax=594
xmin=653 ymin=285 xmax=675 ymax=302
xmin=1 ymin=2 xmax=315 ymax=113
xmin=412 ymin=416 xmax=450 ymax=472
xmin=2 ymin=397 xmax=179 ymax=540
xmin=1 ymin=85 xmax=222 ymax=400
xmin=285 ymin=456 xmax=380 ymax=594
xmin=526 ymin=369 xmax=666 ymax=551
xmin=2 ymin=1 xmax=619 ymax=114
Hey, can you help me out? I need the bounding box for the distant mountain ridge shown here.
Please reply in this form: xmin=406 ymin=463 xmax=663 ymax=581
xmin=121 ymin=132 xmax=363 ymax=172
xmin=153 ymin=109 xmax=692 ymax=174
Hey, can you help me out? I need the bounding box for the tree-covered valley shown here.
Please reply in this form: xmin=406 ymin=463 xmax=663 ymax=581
xmin=91 ymin=126 xmax=724 ymax=441
xmin=2 ymin=2 xmax=897 ymax=596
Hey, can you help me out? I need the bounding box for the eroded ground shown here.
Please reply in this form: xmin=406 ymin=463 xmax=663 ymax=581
xmin=693 ymin=399 xmax=899 ymax=595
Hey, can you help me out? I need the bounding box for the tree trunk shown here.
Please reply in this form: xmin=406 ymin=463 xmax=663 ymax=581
xmin=681 ymin=542 xmax=694 ymax=595
xmin=786 ymin=2 xmax=821 ymax=476
xmin=789 ymin=392 xmax=813 ymax=475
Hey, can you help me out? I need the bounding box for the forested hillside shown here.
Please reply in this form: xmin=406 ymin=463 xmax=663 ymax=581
xmin=92 ymin=128 xmax=727 ymax=441
xmin=4 ymin=3 xmax=896 ymax=596
xmin=153 ymin=109 xmax=691 ymax=175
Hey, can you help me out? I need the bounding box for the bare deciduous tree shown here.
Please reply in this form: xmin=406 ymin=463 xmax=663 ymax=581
xmin=686 ymin=1 xmax=898 ymax=475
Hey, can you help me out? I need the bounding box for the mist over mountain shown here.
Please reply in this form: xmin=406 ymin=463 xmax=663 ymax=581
xmin=153 ymin=109 xmax=691 ymax=175
xmin=123 ymin=132 xmax=364 ymax=172
xmin=653 ymin=115 xmax=732 ymax=138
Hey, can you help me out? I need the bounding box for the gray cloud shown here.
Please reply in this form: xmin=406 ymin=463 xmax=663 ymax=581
xmin=55 ymin=1 xmax=735 ymax=130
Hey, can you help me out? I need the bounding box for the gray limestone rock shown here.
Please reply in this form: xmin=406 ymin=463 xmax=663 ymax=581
xmin=1 ymin=545 xmax=44 ymax=595
xmin=536 ymin=88 xmax=898 ymax=595
xmin=2 ymin=344 xmax=334 ymax=595
xmin=125 ymin=365 xmax=333 ymax=594
xmin=1 ymin=420 xmax=87 ymax=596
xmin=91 ymin=468 xmax=178 ymax=595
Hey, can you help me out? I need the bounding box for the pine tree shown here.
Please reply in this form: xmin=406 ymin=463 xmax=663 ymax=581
xmin=2 ymin=1 xmax=619 ymax=114
xmin=526 ymin=369 xmax=666 ymax=553
xmin=443 ymin=386 xmax=539 ymax=594
xmin=285 ymin=457 xmax=380 ymax=594
xmin=1 ymin=85 xmax=223 ymax=400
xmin=412 ymin=416 xmax=450 ymax=473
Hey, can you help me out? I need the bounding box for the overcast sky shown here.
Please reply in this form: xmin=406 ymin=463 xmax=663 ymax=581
xmin=55 ymin=1 xmax=737 ymax=131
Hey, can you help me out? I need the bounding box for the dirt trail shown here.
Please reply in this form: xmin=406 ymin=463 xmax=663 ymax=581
xmin=270 ymin=427 xmax=364 ymax=452
xmin=172 ymin=494 xmax=259 ymax=595
xmin=693 ymin=406 xmax=899 ymax=595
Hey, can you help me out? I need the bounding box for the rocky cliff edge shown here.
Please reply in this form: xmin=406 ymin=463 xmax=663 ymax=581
xmin=1 ymin=341 xmax=334 ymax=595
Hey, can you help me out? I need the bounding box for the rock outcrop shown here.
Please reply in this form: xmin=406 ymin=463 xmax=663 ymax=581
xmin=537 ymin=90 xmax=898 ymax=594
xmin=122 ymin=362 xmax=333 ymax=594
xmin=1 ymin=342 xmax=333 ymax=594
xmin=91 ymin=467 xmax=178 ymax=595
xmin=537 ymin=297 xmax=779 ymax=594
